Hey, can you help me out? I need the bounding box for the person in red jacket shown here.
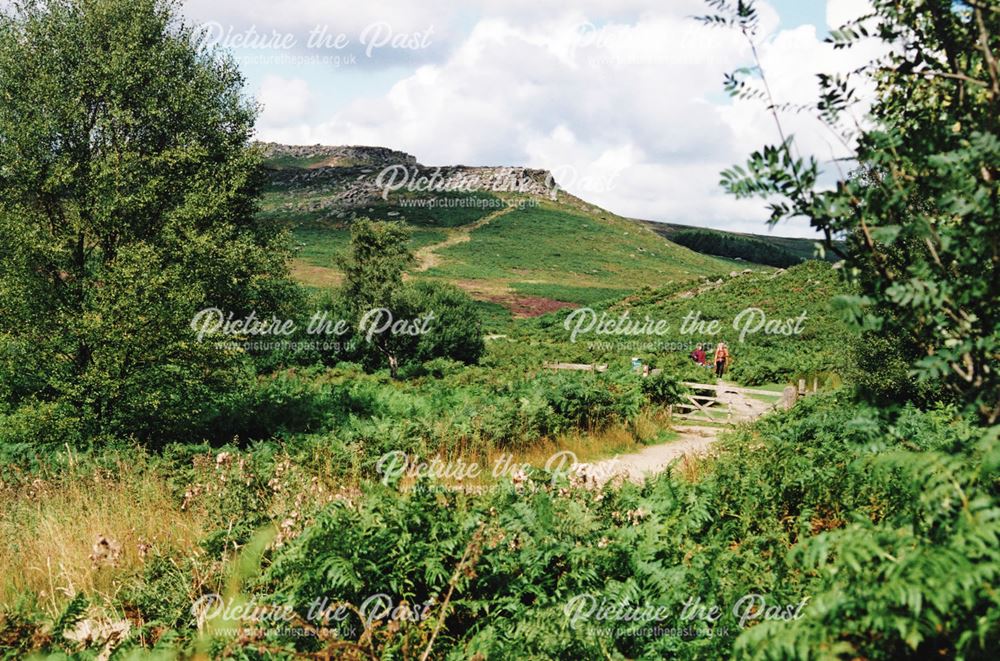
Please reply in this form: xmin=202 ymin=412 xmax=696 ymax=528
xmin=691 ymin=344 xmax=707 ymax=366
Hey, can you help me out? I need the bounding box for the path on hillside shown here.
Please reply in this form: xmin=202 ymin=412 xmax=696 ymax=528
xmin=414 ymin=206 xmax=516 ymax=272
xmin=582 ymin=382 xmax=773 ymax=485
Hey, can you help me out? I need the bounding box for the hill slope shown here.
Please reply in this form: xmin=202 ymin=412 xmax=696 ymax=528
xmin=258 ymin=144 xmax=746 ymax=313
xmin=520 ymin=259 xmax=853 ymax=386
xmin=640 ymin=220 xmax=844 ymax=264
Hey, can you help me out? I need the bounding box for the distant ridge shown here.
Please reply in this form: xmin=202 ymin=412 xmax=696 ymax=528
xmin=639 ymin=221 xmax=843 ymax=264
xmin=256 ymin=143 xmax=836 ymax=271
xmin=259 ymin=142 xmax=558 ymax=209
xmin=256 ymin=142 xmax=418 ymax=169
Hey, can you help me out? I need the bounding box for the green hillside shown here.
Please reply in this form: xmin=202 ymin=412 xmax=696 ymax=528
xmin=518 ymin=260 xmax=852 ymax=386
xmin=420 ymin=201 xmax=739 ymax=303
xmin=640 ymin=220 xmax=845 ymax=264
xmin=259 ymin=159 xmax=746 ymax=311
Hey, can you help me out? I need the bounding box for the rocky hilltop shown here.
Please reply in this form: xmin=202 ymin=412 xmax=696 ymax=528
xmin=257 ymin=142 xmax=418 ymax=168
xmin=259 ymin=143 xmax=559 ymax=210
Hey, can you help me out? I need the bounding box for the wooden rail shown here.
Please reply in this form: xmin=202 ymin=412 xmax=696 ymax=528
xmin=674 ymin=381 xmax=794 ymax=425
xmin=680 ymin=382 xmax=785 ymax=398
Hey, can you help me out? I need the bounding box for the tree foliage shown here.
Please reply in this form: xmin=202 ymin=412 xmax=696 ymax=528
xmin=0 ymin=0 xmax=297 ymax=444
xmin=339 ymin=218 xmax=484 ymax=376
xmin=701 ymin=0 xmax=999 ymax=423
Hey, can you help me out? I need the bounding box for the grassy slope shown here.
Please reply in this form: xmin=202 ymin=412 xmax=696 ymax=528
xmin=262 ymin=154 xmax=334 ymax=169
xmin=424 ymin=201 xmax=736 ymax=302
xmin=259 ymin=164 xmax=744 ymax=306
xmin=518 ymin=260 xmax=853 ymax=386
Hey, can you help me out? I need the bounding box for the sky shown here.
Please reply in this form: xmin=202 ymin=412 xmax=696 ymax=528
xmin=180 ymin=0 xmax=879 ymax=238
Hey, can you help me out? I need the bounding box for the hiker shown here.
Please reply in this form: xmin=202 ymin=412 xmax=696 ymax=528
xmin=713 ymin=342 xmax=729 ymax=378
xmin=691 ymin=344 xmax=706 ymax=366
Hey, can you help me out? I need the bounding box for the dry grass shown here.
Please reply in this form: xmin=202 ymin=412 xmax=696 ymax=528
xmin=632 ymin=410 xmax=668 ymax=444
xmin=289 ymin=259 xmax=343 ymax=288
xmin=383 ymin=402 xmax=699 ymax=494
xmin=671 ymin=451 xmax=717 ymax=483
xmin=0 ymin=412 xmax=685 ymax=615
xmin=0 ymin=455 xmax=206 ymax=616
xmin=512 ymin=424 xmax=642 ymax=469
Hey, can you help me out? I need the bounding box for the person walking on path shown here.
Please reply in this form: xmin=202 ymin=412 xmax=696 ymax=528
xmin=713 ymin=342 xmax=729 ymax=378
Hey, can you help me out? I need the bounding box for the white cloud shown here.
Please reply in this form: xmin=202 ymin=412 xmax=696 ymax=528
xmin=182 ymin=0 xmax=457 ymax=68
xmin=256 ymin=76 xmax=313 ymax=126
xmin=216 ymin=0 xmax=885 ymax=238
xmin=826 ymin=0 xmax=873 ymax=30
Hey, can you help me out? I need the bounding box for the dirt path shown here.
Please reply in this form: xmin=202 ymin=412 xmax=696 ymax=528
xmin=413 ymin=206 xmax=516 ymax=272
xmin=580 ymin=424 xmax=722 ymax=484
xmin=582 ymin=382 xmax=774 ymax=485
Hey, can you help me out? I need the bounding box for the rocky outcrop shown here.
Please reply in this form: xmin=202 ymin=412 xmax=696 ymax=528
xmin=262 ymin=143 xmax=560 ymax=210
xmin=257 ymin=142 xmax=418 ymax=168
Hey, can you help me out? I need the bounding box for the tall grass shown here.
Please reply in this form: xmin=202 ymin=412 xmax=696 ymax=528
xmin=0 ymin=451 xmax=206 ymax=616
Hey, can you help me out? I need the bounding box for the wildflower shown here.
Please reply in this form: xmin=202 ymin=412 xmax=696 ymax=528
xmin=89 ymin=535 xmax=122 ymax=567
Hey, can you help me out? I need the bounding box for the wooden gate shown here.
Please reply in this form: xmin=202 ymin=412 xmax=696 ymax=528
xmin=673 ymin=381 xmax=790 ymax=425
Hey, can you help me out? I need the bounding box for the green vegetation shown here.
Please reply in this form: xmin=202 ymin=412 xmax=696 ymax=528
xmin=363 ymin=192 xmax=507 ymax=228
xmin=4 ymin=381 xmax=994 ymax=659
xmin=258 ymin=189 xmax=503 ymax=230
xmin=518 ymin=260 xmax=852 ymax=387
xmin=262 ymin=154 xmax=336 ymax=169
xmin=337 ymin=219 xmax=485 ymax=377
xmin=257 ymin=396 xmax=999 ymax=659
xmin=712 ymin=0 xmax=998 ymax=423
xmin=424 ymin=202 xmax=736 ymax=303
xmin=0 ymin=0 xmax=997 ymax=659
xmin=0 ymin=0 xmax=297 ymax=447
xmin=668 ymin=227 xmax=803 ymax=267
xmin=511 ymin=282 xmax=633 ymax=306
xmin=258 ymin=162 xmax=741 ymax=307
xmin=290 ymin=224 xmax=445 ymax=267
xmin=644 ymin=221 xmax=844 ymax=264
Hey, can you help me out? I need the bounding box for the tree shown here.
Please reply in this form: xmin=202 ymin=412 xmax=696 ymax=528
xmin=398 ymin=281 xmax=485 ymax=367
xmin=340 ymin=219 xmax=414 ymax=315
xmin=0 ymin=0 xmax=297 ymax=445
xmin=339 ymin=219 xmax=414 ymax=378
xmin=701 ymin=0 xmax=999 ymax=423
xmin=338 ymin=218 xmax=484 ymax=377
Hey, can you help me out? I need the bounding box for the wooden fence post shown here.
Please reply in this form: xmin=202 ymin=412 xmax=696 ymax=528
xmin=783 ymin=386 xmax=798 ymax=410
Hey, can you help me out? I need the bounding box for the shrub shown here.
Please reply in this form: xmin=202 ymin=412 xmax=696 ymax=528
xmin=208 ymin=369 xmax=336 ymax=442
xmin=400 ymin=281 xmax=486 ymax=366
xmin=641 ymin=371 xmax=687 ymax=405
xmin=849 ymin=329 xmax=943 ymax=411
xmin=0 ymin=401 xmax=83 ymax=465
